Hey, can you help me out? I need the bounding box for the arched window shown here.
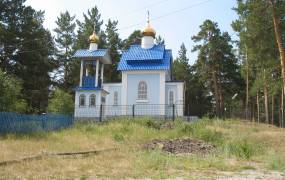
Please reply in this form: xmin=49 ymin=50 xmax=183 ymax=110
xmin=169 ymin=91 xmax=174 ymax=105
xmin=79 ymin=94 xmax=86 ymax=107
xmin=114 ymin=91 xmax=118 ymax=106
xmin=138 ymin=81 xmax=147 ymax=100
xmin=89 ymin=94 xmax=96 ymax=107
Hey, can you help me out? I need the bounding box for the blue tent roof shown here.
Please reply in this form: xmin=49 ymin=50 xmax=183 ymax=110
xmin=118 ymin=44 xmax=172 ymax=71
xmin=72 ymin=49 xmax=111 ymax=64
xmin=73 ymin=49 xmax=107 ymax=58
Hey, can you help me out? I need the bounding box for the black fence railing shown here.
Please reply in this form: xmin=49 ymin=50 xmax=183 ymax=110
xmin=74 ymin=104 xmax=185 ymax=121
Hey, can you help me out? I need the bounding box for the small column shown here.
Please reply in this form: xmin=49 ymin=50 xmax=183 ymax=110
xmin=86 ymin=66 xmax=89 ymax=76
xmin=80 ymin=60 xmax=84 ymax=87
xmin=101 ymin=64 xmax=104 ymax=83
xmin=95 ymin=60 xmax=99 ymax=87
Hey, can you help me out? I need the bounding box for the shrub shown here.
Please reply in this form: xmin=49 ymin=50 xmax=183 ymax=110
xmin=135 ymin=118 xmax=162 ymax=130
xmin=0 ymin=69 xmax=27 ymax=112
xmin=267 ymin=154 xmax=285 ymax=172
xmin=48 ymin=89 xmax=74 ymax=115
xmin=113 ymin=133 xmax=124 ymax=142
xmin=224 ymin=139 xmax=264 ymax=160
xmin=179 ymin=119 xmax=223 ymax=144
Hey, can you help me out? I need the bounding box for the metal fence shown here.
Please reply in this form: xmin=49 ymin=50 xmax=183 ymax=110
xmin=74 ymin=104 xmax=185 ymax=122
xmin=0 ymin=112 xmax=74 ymax=134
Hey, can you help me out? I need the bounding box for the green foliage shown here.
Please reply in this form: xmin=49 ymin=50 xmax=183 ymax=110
xmin=0 ymin=69 xmax=27 ymax=112
xmin=122 ymin=30 xmax=142 ymax=50
xmin=75 ymin=6 xmax=105 ymax=49
xmin=135 ymin=118 xmax=162 ymax=130
xmin=54 ymin=11 xmax=76 ymax=92
xmin=113 ymin=133 xmax=124 ymax=142
xmin=223 ymin=139 xmax=264 ymax=160
xmin=179 ymin=119 xmax=223 ymax=143
xmin=0 ymin=0 xmax=56 ymax=113
xmin=267 ymin=154 xmax=285 ymax=173
xmin=104 ymin=19 xmax=122 ymax=82
xmin=173 ymin=43 xmax=212 ymax=117
xmin=47 ymin=89 xmax=74 ymax=115
xmin=192 ymin=20 xmax=243 ymax=118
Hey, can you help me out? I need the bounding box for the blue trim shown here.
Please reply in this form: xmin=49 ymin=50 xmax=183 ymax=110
xmin=74 ymin=87 xmax=102 ymax=91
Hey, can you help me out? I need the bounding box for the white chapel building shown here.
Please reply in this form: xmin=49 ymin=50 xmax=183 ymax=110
xmin=73 ymin=17 xmax=185 ymax=118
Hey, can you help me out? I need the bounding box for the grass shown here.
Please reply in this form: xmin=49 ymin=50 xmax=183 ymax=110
xmin=0 ymin=117 xmax=285 ymax=179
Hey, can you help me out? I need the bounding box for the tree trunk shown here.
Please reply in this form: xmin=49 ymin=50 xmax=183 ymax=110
xmin=279 ymin=88 xmax=284 ymax=127
xmin=264 ymin=84 xmax=269 ymax=124
xmin=257 ymin=91 xmax=260 ymax=123
xmin=252 ymin=98 xmax=255 ymax=122
xmin=245 ymin=47 xmax=249 ymax=120
xmin=271 ymin=95 xmax=274 ymax=125
xmin=212 ymin=70 xmax=221 ymax=118
xmin=269 ymin=0 xmax=285 ymax=96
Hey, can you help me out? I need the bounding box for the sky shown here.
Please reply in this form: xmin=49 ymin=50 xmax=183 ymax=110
xmin=25 ymin=0 xmax=238 ymax=64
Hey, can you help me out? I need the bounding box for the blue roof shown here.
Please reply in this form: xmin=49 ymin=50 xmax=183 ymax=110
xmin=118 ymin=44 xmax=172 ymax=71
xmin=73 ymin=49 xmax=107 ymax=58
xmin=122 ymin=44 xmax=165 ymax=61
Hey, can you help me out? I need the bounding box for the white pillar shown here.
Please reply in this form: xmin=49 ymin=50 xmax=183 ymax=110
xmin=101 ymin=64 xmax=104 ymax=83
xmin=95 ymin=60 xmax=99 ymax=87
xmin=80 ymin=60 xmax=84 ymax=87
xmin=86 ymin=66 xmax=89 ymax=76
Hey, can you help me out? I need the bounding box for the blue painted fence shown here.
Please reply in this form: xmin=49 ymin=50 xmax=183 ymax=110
xmin=0 ymin=112 xmax=74 ymax=134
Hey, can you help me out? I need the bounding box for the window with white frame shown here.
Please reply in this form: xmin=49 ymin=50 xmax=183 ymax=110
xmin=89 ymin=94 xmax=96 ymax=107
xmin=114 ymin=91 xmax=118 ymax=106
xmin=138 ymin=81 xmax=147 ymax=100
xmin=169 ymin=90 xmax=174 ymax=105
xmin=79 ymin=94 xmax=86 ymax=107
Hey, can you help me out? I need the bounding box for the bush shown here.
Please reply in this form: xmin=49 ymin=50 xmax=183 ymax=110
xmin=224 ymin=139 xmax=263 ymax=160
xmin=113 ymin=134 xmax=124 ymax=142
xmin=135 ymin=118 xmax=162 ymax=130
xmin=48 ymin=89 xmax=74 ymax=115
xmin=179 ymin=119 xmax=223 ymax=143
xmin=267 ymin=154 xmax=285 ymax=172
xmin=0 ymin=69 xmax=27 ymax=112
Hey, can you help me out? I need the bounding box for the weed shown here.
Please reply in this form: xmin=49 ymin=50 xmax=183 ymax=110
xmin=113 ymin=133 xmax=124 ymax=142
xmin=267 ymin=154 xmax=285 ymax=173
xmin=223 ymin=139 xmax=264 ymax=160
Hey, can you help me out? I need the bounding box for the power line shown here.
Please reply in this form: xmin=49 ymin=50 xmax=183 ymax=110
xmin=1 ymin=0 xmax=214 ymax=55
xmin=117 ymin=0 xmax=172 ymax=17
xmin=118 ymin=0 xmax=214 ymax=31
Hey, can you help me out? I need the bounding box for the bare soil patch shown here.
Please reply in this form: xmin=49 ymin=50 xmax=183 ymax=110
xmin=144 ymin=138 xmax=215 ymax=154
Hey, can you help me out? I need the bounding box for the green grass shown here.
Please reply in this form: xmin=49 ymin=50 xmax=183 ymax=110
xmin=0 ymin=117 xmax=284 ymax=179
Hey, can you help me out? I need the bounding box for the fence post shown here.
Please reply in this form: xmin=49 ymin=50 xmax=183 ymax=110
xmin=99 ymin=104 xmax=103 ymax=122
xmin=132 ymin=104 xmax=135 ymax=118
xmin=172 ymin=104 xmax=175 ymax=121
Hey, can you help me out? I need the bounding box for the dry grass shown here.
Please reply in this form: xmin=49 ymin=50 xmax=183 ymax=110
xmin=0 ymin=118 xmax=285 ymax=179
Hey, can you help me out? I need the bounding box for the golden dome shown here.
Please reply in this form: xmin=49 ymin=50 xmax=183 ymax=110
xmin=142 ymin=24 xmax=156 ymax=38
xmin=142 ymin=11 xmax=156 ymax=38
xmin=89 ymin=31 xmax=99 ymax=43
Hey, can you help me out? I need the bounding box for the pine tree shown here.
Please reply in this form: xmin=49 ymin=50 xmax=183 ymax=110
xmin=192 ymin=20 xmax=242 ymax=118
xmin=0 ymin=0 xmax=56 ymax=113
xmin=105 ymin=19 xmax=122 ymax=82
xmin=122 ymin=30 xmax=142 ymax=50
xmin=75 ymin=6 xmax=105 ymax=49
xmin=54 ymin=11 xmax=76 ymax=92
xmin=232 ymin=0 xmax=281 ymax=123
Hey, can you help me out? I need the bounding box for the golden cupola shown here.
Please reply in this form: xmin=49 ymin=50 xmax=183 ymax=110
xmin=142 ymin=24 xmax=156 ymax=38
xmin=89 ymin=24 xmax=99 ymax=51
xmin=141 ymin=12 xmax=156 ymax=38
xmin=89 ymin=31 xmax=99 ymax=44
